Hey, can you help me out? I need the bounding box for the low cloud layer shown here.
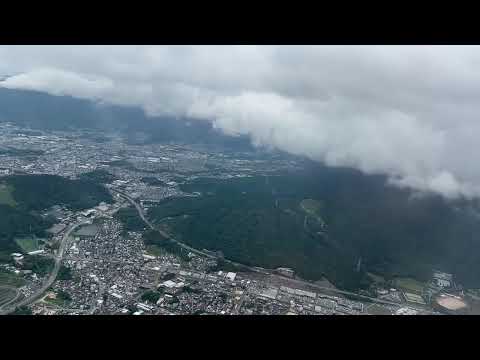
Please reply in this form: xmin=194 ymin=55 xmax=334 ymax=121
xmin=1 ymin=45 xmax=479 ymax=198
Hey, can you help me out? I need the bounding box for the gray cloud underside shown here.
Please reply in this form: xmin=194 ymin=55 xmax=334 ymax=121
xmin=1 ymin=45 xmax=479 ymax=199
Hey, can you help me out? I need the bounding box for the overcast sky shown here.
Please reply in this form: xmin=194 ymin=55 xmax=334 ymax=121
xmin=0 ymin=45 xmax=479 ymax=199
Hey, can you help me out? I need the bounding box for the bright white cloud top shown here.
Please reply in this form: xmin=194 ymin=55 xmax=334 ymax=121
xmin=1 ymin=45 xmax=479 ymax=198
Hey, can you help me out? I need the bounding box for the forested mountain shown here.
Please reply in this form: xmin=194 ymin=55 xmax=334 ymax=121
xmin=148 ymin=165 xmax=480 ymax=290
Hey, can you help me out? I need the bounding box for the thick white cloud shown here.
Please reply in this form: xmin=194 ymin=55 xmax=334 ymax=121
xmin=1 ymin=68 xmax=114 ymax=100
xmin=1 ymin=45 xmax=480 ymax=198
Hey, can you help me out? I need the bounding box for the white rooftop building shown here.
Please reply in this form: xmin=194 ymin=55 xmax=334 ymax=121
xmin=162 ymin=280 xmax=177 ymax=288
xmin=433 ymin=271 xmax=453 ymax=288
xmin=27 ymin=249 xmax=45 ymax=256
xmin=226 ymin=272 xmax=236 ymax=281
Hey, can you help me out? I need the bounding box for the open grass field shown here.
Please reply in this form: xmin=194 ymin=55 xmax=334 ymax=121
xmin=0 ymin=271 xmax=26 ymax=287
xmin=394 ymin=277 xmax=425 ymax=294
xmin=300 ymin=199 xmax=322 ymax=215
xmin=0 ymin=184 xmax=17 ymax=207
xmin=300 ymin=199 xmax=325 ymax=225
xmin=14 ymin=236 xmax=39 ymax=253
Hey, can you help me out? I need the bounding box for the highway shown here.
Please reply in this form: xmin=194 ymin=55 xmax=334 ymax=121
xmin=112 ymin=189 xmax=436 ymax=313
xmin=0 ymin=219 xmax=89 ymax=315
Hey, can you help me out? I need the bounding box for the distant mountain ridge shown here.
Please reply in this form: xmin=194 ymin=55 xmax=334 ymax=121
xmin=0 ymin=87 xmax=253 ymax=150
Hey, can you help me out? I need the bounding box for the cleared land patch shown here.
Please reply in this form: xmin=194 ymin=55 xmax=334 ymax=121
xmin=394 ymin=277 xmax=425 ymax=294
xmin=300 ymin=199 xmax=325 ymax=226
xmin=14 ymin=236 xmax=40 ymax=253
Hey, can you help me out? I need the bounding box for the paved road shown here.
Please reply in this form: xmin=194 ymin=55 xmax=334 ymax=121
xmin=0 ymin=220 xmax=89 ymax=315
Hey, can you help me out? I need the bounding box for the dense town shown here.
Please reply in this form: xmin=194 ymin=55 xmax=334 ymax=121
xmin=0 ymin=123 xmax=472 ymax=315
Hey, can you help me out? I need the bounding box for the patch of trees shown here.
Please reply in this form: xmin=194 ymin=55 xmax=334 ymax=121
xmin=79 ymin=169 xmax=117 ymax=184
xmin=141 ymin=290 xmax=161 ymax=304
xmin=142 ymin=230 xmax=190 ymax=261
xmin=13 ymin=306 xmax=32 ymax=315
xmin=21 ymin=255 xmax=54 ymax=276
xmin=183 ymin=285 xmax=202 ymax=294
xmin=57 ymin=290 xmax=72 ymax=302
xmin=114 ymin=207 xmax=146 ymax=232
xmin=57 ymin=265 xmax=73 ymax=280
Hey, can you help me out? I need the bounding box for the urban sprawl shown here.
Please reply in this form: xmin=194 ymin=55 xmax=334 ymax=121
xmin=0 ymin=123 xmax=472 ymax=315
